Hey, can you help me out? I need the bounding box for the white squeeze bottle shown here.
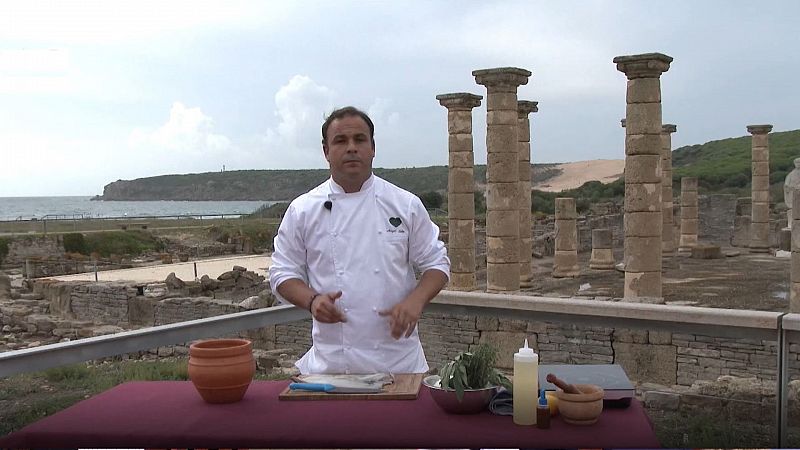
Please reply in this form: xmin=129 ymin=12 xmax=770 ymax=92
xmin=513 ymin=338 xmax=539 ymax=426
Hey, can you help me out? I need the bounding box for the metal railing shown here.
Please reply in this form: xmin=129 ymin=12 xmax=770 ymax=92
xmin=0 ymin=291 xmax=798 ymax=445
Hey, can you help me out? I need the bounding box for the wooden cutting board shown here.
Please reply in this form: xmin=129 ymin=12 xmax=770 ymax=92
xmin=278 ymin=373 xmax=425 ymax=401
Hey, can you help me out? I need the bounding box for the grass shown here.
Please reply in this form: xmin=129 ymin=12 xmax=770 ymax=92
xmin=653 ymin=409 xmax=773 ymax=448
xmin=0 ymin=357 xmax=292 ymax=436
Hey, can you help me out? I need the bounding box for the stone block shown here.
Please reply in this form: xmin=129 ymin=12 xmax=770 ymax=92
xmin=681 ymin=218 xmax=699 ymax=235
xmin=449 ymin=247 xmax=476 ymax=272
xmin=680 ymin=177 xmax=698 ymax=191
xmin=476 ymin=316 xmax=499 ymax=331
xmin=486 ymin=181 xmax=519 ymax=210
xmin=487 ymin=92 xmax=518 ymax=111
xmin=487 ymin=263 xmax=520 ymax=292
xmin=517 ymin=121 xmax=530 ymax=142
xmin=751 ymin=147 xmax=768 ymax=162
xmin=553 ymin=251 xmax=580 ymax=278
xmin=750 ymin=222 xmax=770 ymax=244
xmin=486 ymin=237 xmax=518 ymax=264
xmin=486 ymin=210 xmax=519 ymax=237
xmin=449 ymin=110 xmax=473 ymax=135
xmin=486 ymin=125 xmax=518 ymax=154
xmin=592 ymin=228 xmax=613 ymax=248
xmin=448 ymin=273 xmax=476 ymax=291
xmin=649 ymin=331 xmax=672 ymax=345
xmin=751 ymin=204 xmax=770 ymax=223
xmin=624 ymin=271 xmax=662 ymax=299
xmin=625 ymin=103 xmax=662 ymax=135
xmin=487 ymin=110 xmax=518 ymax=126
xmin=625 ymin=134 xmax=662 ymax=156
xmin=448 ymin=193 xmax=475 ymax=220
xmin=448 ymin=148 xmax=474 ymax=168
xmin=625 ymin=183 xmax=661 ymax=212
xmin=625 ymin=78 xmax=662 ymax=104
xmin=589 ymin=248 xmax=615 ymax=270
xmin=752 ymin=175 xmax=770 ymax=191
xmin=448 ymin=219 xmax=475 ymax=249
xmin=751 ymin=133 xmax=769 ymax=148
xmin=624 ymin=236 xmax=662 ymax=272
xmin=554 ymin=220 xmax=577 ymax=251
xmin=128 ymin=296 xmax=155 ymax=327
xmin=487 ymin=153 xmax=519 ymax=183
xmin=752 ymin=161 xmax=770 ymax=177
xmin=448 ymin=167 xmax=474 ymax=194
xmin=614 ymin=341 xmax=676 ymax=385
xmin=751 ymin=189 xmax=769 ymax=203
xmin=625 ymin=154 xmax=662 ymax=183
xmin=624 ymin=211 xmax=662 ymax=237
xmin=555 ymin=198 xmax=577 ymax=219
xmin=690 ymin=244 xmax=723 ymax=259
xmin=791 ymin=282 xmax=800 ymax=313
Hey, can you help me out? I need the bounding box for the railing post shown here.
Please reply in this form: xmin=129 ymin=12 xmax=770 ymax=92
xmin=777 ymin=314 xmax=789 ymax=447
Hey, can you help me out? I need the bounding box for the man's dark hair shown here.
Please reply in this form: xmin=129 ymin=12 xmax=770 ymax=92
xmin=321 ymin=106 xmax=375 ymax=145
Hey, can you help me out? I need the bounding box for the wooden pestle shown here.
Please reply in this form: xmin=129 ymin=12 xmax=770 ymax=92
xmin=546 ymin=373 xmax=583 ymax=394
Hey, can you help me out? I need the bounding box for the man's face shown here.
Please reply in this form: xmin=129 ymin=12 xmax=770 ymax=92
xmin=323 ymin=115 xmax=375 ymax=185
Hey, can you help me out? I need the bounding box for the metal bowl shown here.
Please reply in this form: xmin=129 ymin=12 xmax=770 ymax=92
xmin=423 ymin=375 xmax=498 ymax=414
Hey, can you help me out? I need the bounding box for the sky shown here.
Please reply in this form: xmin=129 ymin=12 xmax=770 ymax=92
xmin=1 ymin=0 xmax=798 ymax=197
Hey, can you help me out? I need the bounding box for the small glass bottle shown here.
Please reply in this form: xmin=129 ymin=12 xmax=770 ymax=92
xmin=536 ymin=389 xmax=551 ymax=429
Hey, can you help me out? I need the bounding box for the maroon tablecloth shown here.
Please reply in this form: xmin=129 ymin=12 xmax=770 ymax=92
xmin=0 ymin=381 xmax=660 ymax=448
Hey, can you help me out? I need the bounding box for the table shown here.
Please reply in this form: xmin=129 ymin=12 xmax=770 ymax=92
xmin=0 ymin=381 xmax=660 ymax=448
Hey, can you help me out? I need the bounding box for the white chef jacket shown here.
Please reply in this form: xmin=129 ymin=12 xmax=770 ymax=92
xmin=268 ymin=174 xmax=450 ymax=374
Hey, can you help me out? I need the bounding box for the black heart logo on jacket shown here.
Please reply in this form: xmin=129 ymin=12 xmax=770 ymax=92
xmin=389 ymin=217 xmax=402 ymax=227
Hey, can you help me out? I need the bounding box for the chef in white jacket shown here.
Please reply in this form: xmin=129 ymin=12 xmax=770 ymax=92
xmin=269 ymin=106 xmax=450 ymax=375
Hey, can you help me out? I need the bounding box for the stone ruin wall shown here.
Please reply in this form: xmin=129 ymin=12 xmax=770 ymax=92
xmin=532 ymin=194 xmax=769 ymax=257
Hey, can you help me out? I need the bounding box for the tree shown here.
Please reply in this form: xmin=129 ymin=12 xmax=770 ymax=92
xmin=419 ymin=191 xmax=443 ymax=209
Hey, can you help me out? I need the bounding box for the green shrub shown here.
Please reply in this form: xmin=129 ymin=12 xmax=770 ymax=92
xmin=62 ymin=233 xmax=88 ymax=254
xmin=419 ymin=191 xmax=443 ymax=209
xmin=248 ymin=202 xmax=289 ymax=219
xmin=83 ymin=231 xmax=164 ymax=257
xmin=0 ymin=237 xmax=9 ymax=264
xmin=474 ymin=191 xmax=486 ymax=215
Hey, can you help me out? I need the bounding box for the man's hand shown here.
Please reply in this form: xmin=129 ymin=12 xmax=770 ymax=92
xmin=379 ymin=298 xmax=424 ymax=339
xmin=311 ymin=291 xmax=347 ymax=324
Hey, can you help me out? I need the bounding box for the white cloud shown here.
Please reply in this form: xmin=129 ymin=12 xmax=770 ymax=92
xmin=127 ymin=102 xmax=234 ymax=173
xmin=259 ymin=75 xmax=336 ymax=168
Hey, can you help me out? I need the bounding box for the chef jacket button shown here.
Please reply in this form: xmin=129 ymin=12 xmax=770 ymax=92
xmin=344 ymin=307 xmax=349 ymax=312
xmin=373 ymin=268 xmax=379 ymax=273
xmin=373 ymin=344 xmax=379 ymax=349
xmin=372 ymin=306 xmax=378 ymax=312
xmin=338 ymin=271 xmax=344 ymax=276
xmin=378 ymin=230 xmax=382 ymax=234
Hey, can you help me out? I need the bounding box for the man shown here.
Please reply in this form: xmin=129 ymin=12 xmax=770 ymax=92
xmin=268 ymin=106 xmax=450 ymax=375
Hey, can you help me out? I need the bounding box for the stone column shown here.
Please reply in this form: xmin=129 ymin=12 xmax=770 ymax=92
xmin=747 ymin=124 xmax=773 ymax=253
xmin=614 ymin=53 xmax=672 ymax=299
xmin=473 ymin=67 xmax=531 ymax=292
xmin=554 ymin=198 xmax=580 ymax=277
xmin=517 ymin=100 xmax=538 ymax=288
xmin=791 ymin=190 xmax=800 ymax=312
xmin=678 ymin=177 xmax=699 ymax=252
xmin=661 ymin=124 xmax=677 ymax=255
xmin=436 ymin=93 xmax=483 ymax=291
xmin=589 ymin=229 xmax=615 ymax=270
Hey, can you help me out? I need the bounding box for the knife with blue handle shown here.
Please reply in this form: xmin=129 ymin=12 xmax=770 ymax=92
xmin=289 ymin=382 xmax=383 ymax=394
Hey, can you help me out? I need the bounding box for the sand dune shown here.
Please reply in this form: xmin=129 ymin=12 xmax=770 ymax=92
xmin=533 ymin=159 xmax=624 ymax=192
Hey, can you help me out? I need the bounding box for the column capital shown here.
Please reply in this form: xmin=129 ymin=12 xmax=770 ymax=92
xmin=436 ymin=93 xmax=483 ymax=110
xmin=472 ymin=67 xmax=531 ymax=90
xmin=517 ymin=100 xmax=538 ymax=118
xmin=747 ymin=124 xmax=773 ymax=135
xmin=620 ymin=118 xmax=626 ymax=128
xmin=613 ymin=53 xmax=672 ymax=79
xmin=662 ymin=124 xmax=677 ymax=134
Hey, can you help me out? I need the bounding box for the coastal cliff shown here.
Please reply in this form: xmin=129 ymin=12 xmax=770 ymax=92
xmin=95 ymin=165 xmax=563 ymax=201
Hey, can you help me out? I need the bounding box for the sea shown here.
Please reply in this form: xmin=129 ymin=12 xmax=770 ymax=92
xmin=0 ymin=197 xmax=277 ymax=221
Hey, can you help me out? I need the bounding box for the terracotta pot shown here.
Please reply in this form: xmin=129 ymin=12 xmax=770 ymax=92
xmin=188 ymin=338 xmax=255 ymax=404
xmin=555 ymin=383 xmax=604 ymax=425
